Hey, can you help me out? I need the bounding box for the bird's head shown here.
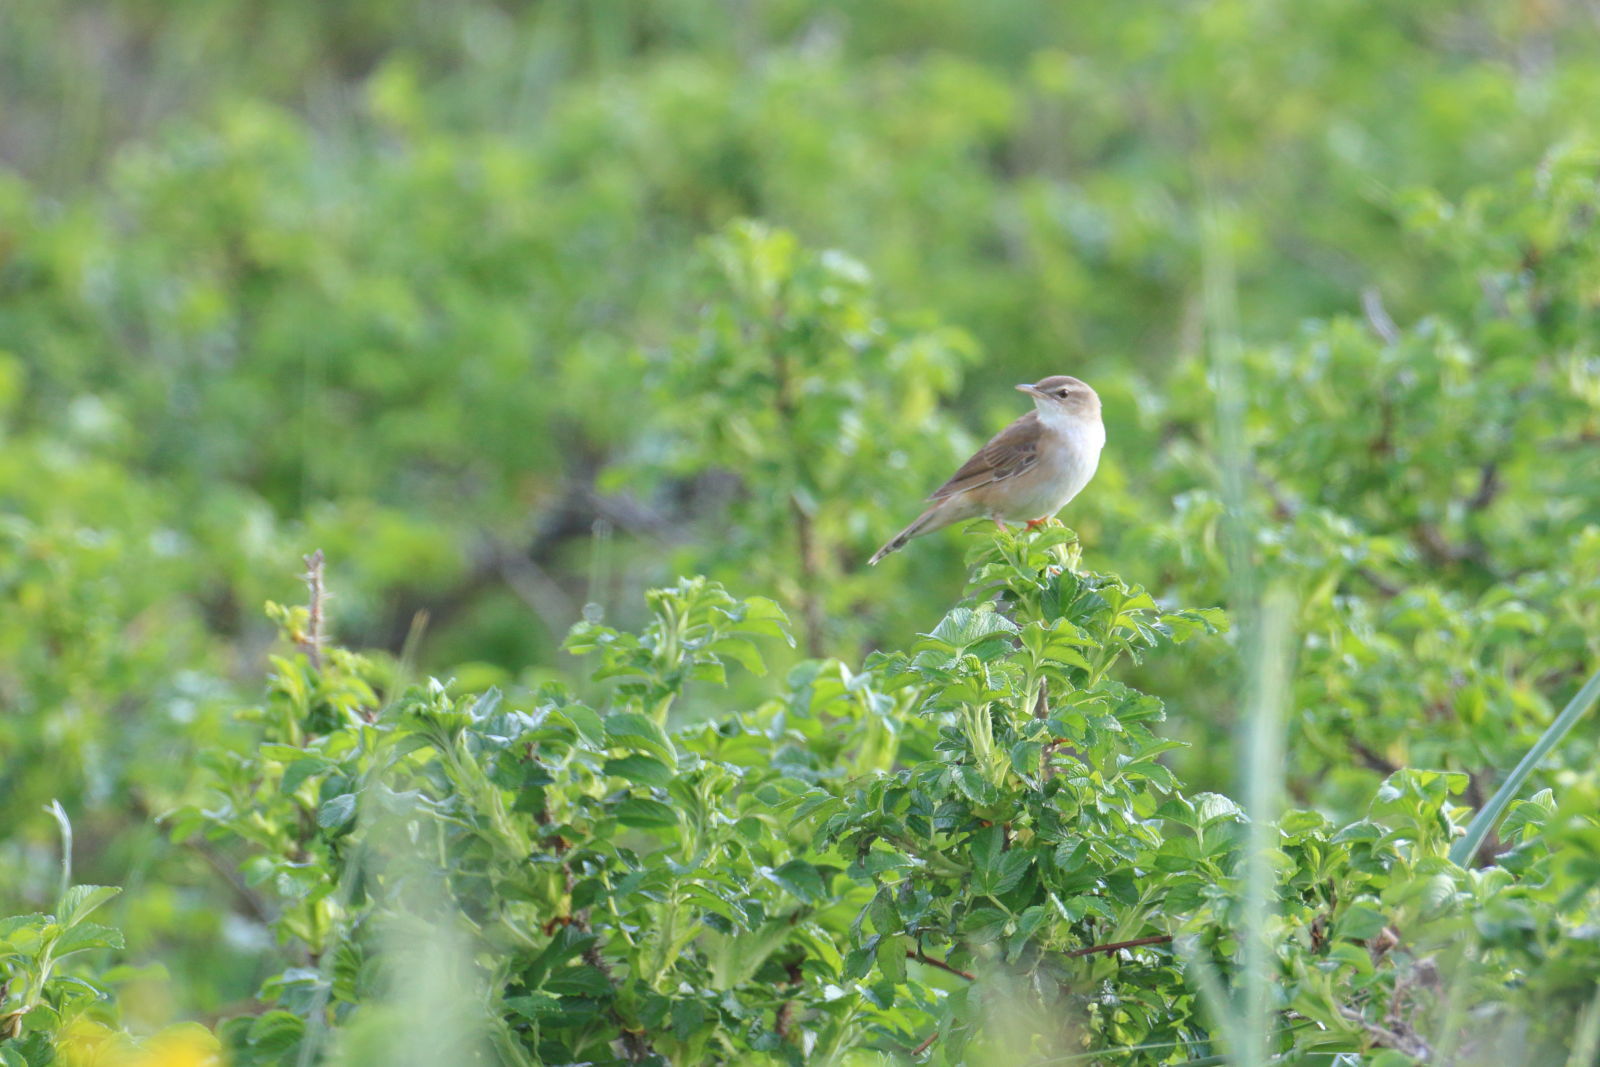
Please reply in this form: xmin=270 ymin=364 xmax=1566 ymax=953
xmin=1016 ymin=375 xmax=1101 ymax=420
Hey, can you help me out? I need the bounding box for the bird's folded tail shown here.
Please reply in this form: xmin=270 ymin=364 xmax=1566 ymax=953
xmin=868 ymin=504 xmax=946 ymax=565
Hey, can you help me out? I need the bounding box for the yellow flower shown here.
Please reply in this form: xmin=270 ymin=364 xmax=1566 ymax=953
xmin=56 ymin=1019 xmax=223 ymax=1067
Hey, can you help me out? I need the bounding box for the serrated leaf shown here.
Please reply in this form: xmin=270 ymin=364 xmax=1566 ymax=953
xmin=689 ymin=659 xmax=727 ymax=685
xmin=952 ymin=765 xmax=999 ymax=807
xmin=281 ymin=756 xmax=335 ymax=795
xmin=763 ymin=861 xmax=826 ymax=904
xmin=876 ymin=933 xmax=909 ymax=985
xmin=247 ymin=1010 xmax=305 ymax=1054
xmin=604 ymin=712 xmax=678 ymax=769
xmin=57 ymin=885 xmax=120 ymax=928
xmin=544 ymin=966 xmax=613 ymax=998
xmin=506 ymin=993 xmax=564 ymax=1018
xmin=1193 ymin=793 xmax=1244 ymax=826
xmin=991 ymin=850 xmax=1034 ymax=896
xmin=54 ymin=922 xmax=125 ymax=956
xmin=0 ymin=913 xmax=48 ymax=945
xmin=707 ymin=636 xmax=767 ymax=676
xmin=615 ymin=796 xmax=679 ymax=829
xmin=920 ymin=608 xmax=1019 ymax=652
xmin=971 ymin=824 xmax=1003 ymax=873
xmin=561 ymin=703 xmax=607 ymax=746
xmin=602 ymin=754 xmax=674 ymax=787
xmin=317 ymin=794 xmax=357 ymax=830
xmin=1333 ymin=903 xmax=1387 ymax=941
xmin=739 ymin=596 xmax=794 ymax=646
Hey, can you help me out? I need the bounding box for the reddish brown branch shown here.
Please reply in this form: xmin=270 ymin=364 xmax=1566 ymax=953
xmin=910 ymin=1030 xmax=938 ymax=1056
xmin=1349 ymin=738 xmax=1401 ymax=776
xmin=1467 ymin=459 xmax=1502 ymax=513
xmin=1066 ymin=934 xmax=1173 ymax=958
xmin=908 ymin=949 xmax=975 ymax=981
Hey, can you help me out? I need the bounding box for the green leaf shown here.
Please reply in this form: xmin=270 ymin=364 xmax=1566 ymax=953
xmin=1194 ymin=793 xmax=1244 ymax=826
xmin=56 ymin=885 xmax=120 ymax=928
xmin=952 ymin=766 xmax=1000 ymax=807
xmin=317 ymin=793 xmax=358 ymax=830
xmin=53 ymin=921 xmax=125 ymax=956
xmin=970 ymin=824 xmax=1003 ymax=871
xmin=671 ymin=997 xmax=707 ymax=1041
xmin=921 ymin=608 xmax=1019 ymax=652
xmin=763 ymin=860 xmax=826 ymax=904
xmin=545 ymin=966 xmax=614 ymax=998
xmin=506 ymin=993 xmax=564 ymax=1019
xmin=0 ymin=913 xmax=49 ymax=948
xmin=875 ymin=934 xmax=909 ymax=986
xmin=991 ymin=850 xmax=1034 ymax=896
xmin=281 ymin=755 xmax=336 ymax=794
xmin=1333 ymin=903 xmax=1387 ymax=941
xmin=247 ymin=1010 xmax=305 ymax=1054
xmin=958 ymin=907 xmax=1009 ymax=940
xmin=739 ymin=596 xmax=794 ymax=645
xmin=561 ymin=703 xmax=607 ymax=746
xmin=614 ymin=796 xmax=679 ymax=829
xmin=707 ymin=636 xmax=768 ymax=676
xmin=705 ymin=913 xmax=801 ymax=990
xmin=602 ymin=754 xmax=675 ymax=787
xmin=605 ymin=712 xmax=678 ymax=769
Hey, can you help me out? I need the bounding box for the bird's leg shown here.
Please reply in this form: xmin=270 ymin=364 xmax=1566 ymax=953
xmin=993 ymin=517 xmax=1008 ymax=531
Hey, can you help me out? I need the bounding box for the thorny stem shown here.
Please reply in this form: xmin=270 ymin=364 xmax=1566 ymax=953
xmin=769 ymin=301 xmax=826 ymax=658
xmin=301 ymin=549 xmax=327 ymax=669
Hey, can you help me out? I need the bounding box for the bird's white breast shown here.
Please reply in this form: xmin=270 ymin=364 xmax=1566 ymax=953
xmin=995 ymin=411 xmax=1104 ymax=522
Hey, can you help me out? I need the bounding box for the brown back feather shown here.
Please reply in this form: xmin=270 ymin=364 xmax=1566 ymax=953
xmin=928 ymin=411 xmax=1043 ymax=501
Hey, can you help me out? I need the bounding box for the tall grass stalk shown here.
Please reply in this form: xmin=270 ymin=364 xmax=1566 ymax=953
xmin=1198 ymin=194 xmax=1295 ymax=1064
xmin=1450 ymin=665 xmax=1600 ymax=866
xmin=1565 ymin=982 xmax=1600 ymax=1067
xmin=1177 ymin=588 xmax=1294 ymax=1065
xmin=45 ymin=799 xmax=72 ymax=905
xmin=1240 ymin=588 xmax=1293 ymax=1066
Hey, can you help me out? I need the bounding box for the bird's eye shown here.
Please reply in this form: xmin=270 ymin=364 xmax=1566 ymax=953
xmin=1055 ymin=389 xmax=1070 ymax=398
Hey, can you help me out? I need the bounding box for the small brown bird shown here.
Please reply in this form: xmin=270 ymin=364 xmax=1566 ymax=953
xmin=868 ymin=375 xmax=1105 ymax=565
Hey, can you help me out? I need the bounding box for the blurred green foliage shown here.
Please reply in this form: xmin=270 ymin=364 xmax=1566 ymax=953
xmin=2 ymin=0 xmax=1600 ymax=1060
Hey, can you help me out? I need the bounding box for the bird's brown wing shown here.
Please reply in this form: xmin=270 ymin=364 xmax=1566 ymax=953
xmin=927 ymin=411 xmax=1044 ymax=501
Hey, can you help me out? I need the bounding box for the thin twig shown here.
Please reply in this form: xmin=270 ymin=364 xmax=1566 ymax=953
xmin=1336 ymin=1003 xmax=1433 ymax=1060
xmin=301 ymin=549 xmax=327 ymax=669
xmin=493 ymin=539 xmax=578 ymax=635
xmin=908 ymin=949 xmax=975 ymax=980
xmin=1360 ymin=286 xmax=1400 ymax=346
xmin=1466 ymin=460 xmax=1502 ymax=512
xmin=582 ymin=938 xmax=656 ymax=1062
xmin=911 ymin=1031 xmax=938 ymax=1056
xmin=1349 ymin=738 xmax=1400 ymax=777
xmin=769 ymin=304 xmax=826 ymax=657
xmin=1353 ymin=566 xmax=1402 ymax=598
xmin=1066 ymin=934 xmax=1173 ymax=958
xmin=185 ymin=837 xmax=275 ymax=926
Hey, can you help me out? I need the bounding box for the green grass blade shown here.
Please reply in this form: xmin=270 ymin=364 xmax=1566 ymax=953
xmin=1450 ymin=665 xmax=1600 ymax=866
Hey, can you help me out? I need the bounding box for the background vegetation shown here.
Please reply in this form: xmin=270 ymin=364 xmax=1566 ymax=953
xmin=2 ymin=2 xmax=1599 ymax=1063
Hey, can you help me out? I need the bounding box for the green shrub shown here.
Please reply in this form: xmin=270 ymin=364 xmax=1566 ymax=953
xmin=149 ymin=533 xmax=1600 ymax=1065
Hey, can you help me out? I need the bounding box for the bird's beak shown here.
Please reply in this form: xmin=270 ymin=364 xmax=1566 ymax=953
xmin=1015 ymin=383 xmax=1041 ymax=396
